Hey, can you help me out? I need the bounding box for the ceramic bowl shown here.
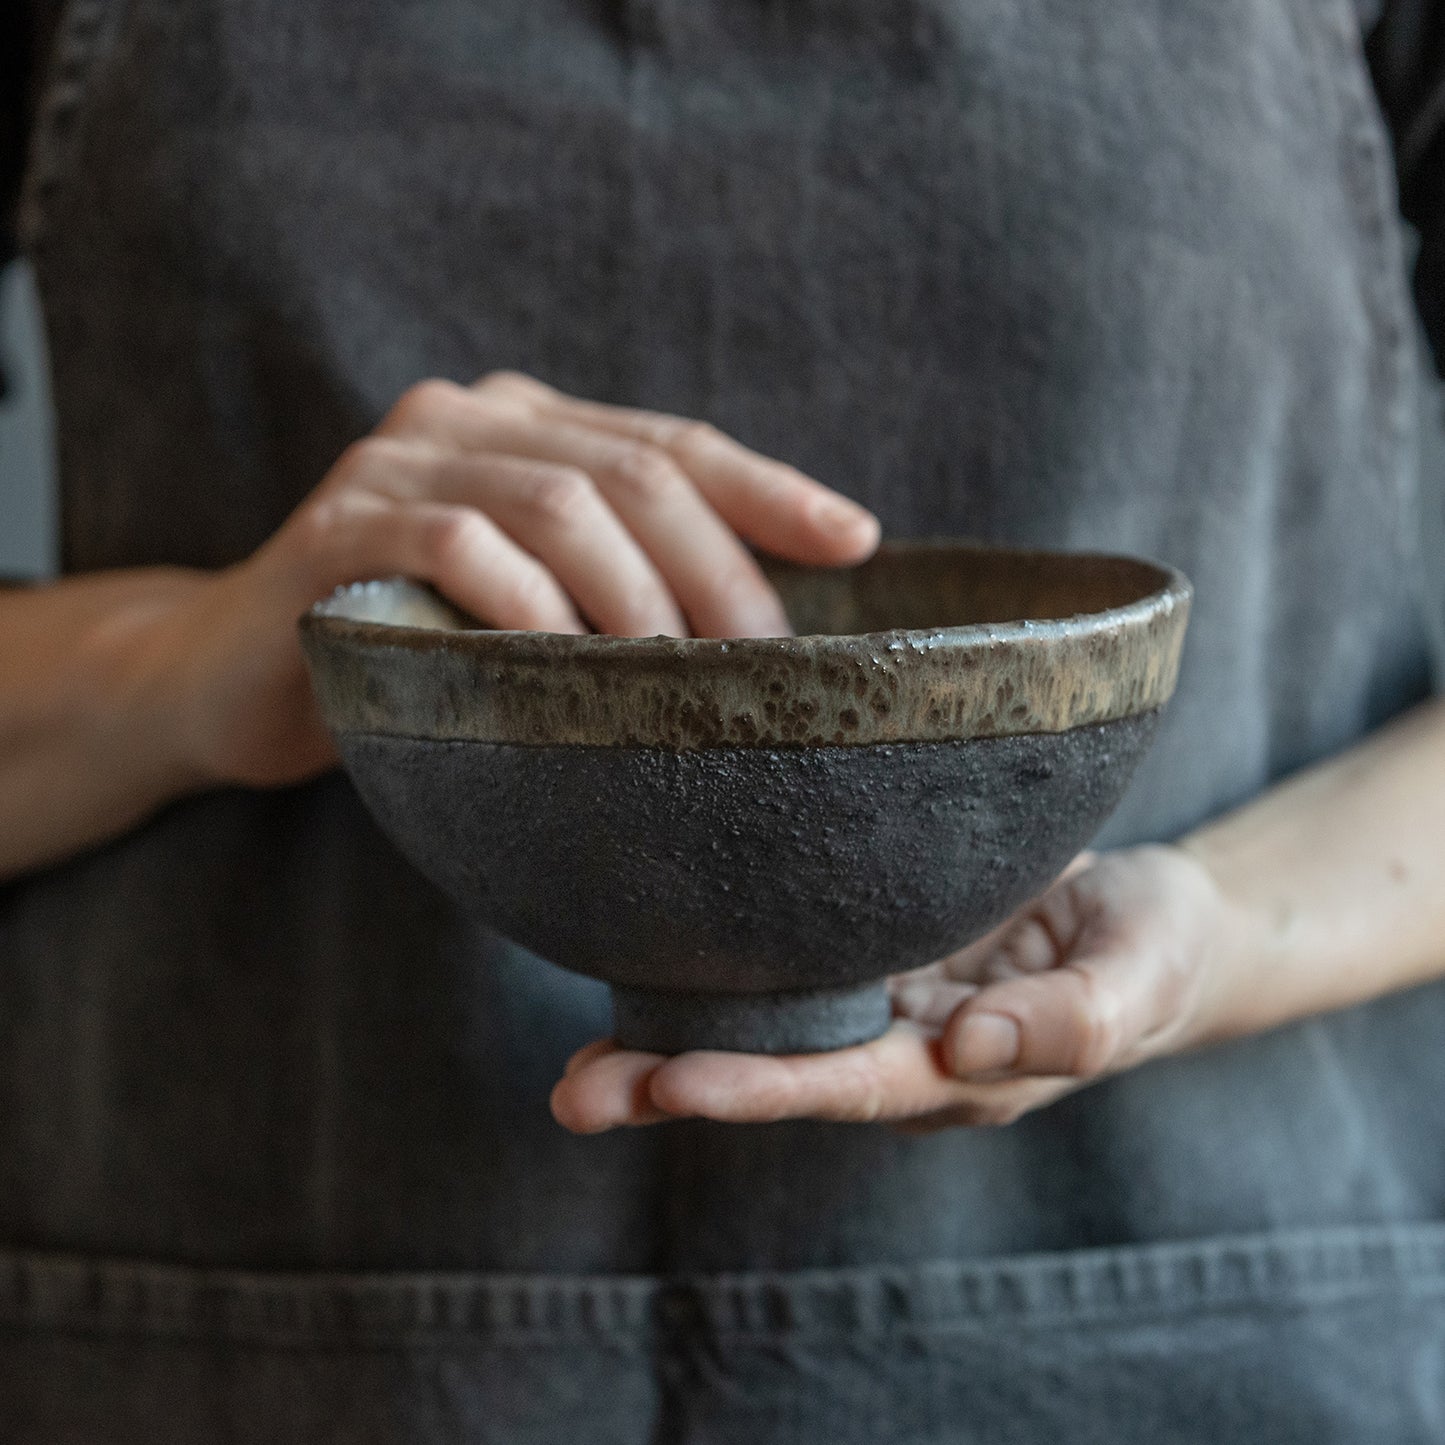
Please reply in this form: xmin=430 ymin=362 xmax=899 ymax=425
xmin=300 ymin=541 xmax=1191 ymax=1054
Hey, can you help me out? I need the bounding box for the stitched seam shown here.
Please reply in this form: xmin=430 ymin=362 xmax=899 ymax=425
xmin=4 ymin=1225 xmax=1445 ymax=1344
xmin=2 ymin=1273 xmax=1439 ymax=1351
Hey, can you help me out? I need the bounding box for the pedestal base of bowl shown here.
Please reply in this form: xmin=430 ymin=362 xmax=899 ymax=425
xmin=611 ymin=980 xmax=893 ymax=1055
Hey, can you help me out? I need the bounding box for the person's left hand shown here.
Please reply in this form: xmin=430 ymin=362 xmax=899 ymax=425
xmin=550 ymin=845 xmax=1247 ymax=1133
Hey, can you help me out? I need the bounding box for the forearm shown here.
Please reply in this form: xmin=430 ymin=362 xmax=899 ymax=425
xmin=1181 ymin=694 xmax=1445 ymax=1041
xmin=0 ymin=570 xmax=206 ymax=880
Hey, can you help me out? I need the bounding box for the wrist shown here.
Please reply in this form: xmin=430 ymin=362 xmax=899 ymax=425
xmin=1172 ymin=830 xmax=1294 ymax=1046
xmin=69 ymin=567 xmax=218 ymax=803
xmin=0 ymin=568 xmax=222 ymax=879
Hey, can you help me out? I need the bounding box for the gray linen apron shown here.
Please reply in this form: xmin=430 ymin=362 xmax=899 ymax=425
xmin=4 ymin=1 xmax=1445 ymax=1439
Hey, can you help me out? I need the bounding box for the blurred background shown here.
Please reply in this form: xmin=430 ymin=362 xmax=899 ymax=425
xmin=0 ymin=259 xmax=56 ymax=579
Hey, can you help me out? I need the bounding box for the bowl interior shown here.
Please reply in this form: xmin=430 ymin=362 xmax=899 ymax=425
xmin=315 ymin=542 xmax=1177 ymax=639
xmin=761 ymin=546 xmax=1172 ymax=636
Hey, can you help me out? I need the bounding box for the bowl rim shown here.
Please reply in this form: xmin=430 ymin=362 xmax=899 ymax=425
xmin=298 ymin=539 xmax=1193 ymax=748
xmin=300 ymin=539 xmax=1190 ymax=657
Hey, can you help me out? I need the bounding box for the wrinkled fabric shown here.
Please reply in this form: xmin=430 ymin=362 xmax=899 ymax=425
xmin=1366 ymin=0 xmax=1445 ymax=364
xmin=3 ymin=0 xmax=1445 ymax=1439
xmin=5 ymin=1228 xmax=1445 ymax=1444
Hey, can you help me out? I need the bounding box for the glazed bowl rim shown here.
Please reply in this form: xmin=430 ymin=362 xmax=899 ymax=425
xmin=299 ymin=539 xmax=1191 ymax=660
xmin=297 ymin=540 xmax=1193 ymax=748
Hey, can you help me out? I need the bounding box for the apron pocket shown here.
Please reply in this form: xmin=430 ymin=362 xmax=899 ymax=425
xmin=0 ymin=1253 xmax=663 ymax=1445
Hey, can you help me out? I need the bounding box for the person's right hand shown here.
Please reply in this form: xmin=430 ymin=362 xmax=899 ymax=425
xmin=138 ymin=369 xmax=880 ymax=793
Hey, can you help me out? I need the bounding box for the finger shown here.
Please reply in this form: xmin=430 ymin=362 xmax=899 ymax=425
xmin=562 ymin=1038 xmax=618 ymax=1079
xmin=288 ymin=479 xmax=587 ymax=634
xmin=380 ymin=376 xmax=538 ymax=440
xmin=644 ymin=1023 xmax=963 ymax=1124
xmin=942 ymin=948 xmax=1159 ymax=1081
xmin=499 ymin=379 xmax=881 ymax=568
xmin=456 ymin=415 xmax=795 ymax=638
xmin=936 ymin=913 xmax=1052 ymax=987
xmin=384 ymin=500 xmax=589 ymax=634
xmin=550 ymin=1046 xmax=671 ymax=1133
xmin=890 ymin=1076 xmax=1077 ymax=1134
xmin=981 ymin=918 xmax=1061 ymax=981
xmin=380 ymin=380 xmax=792 ymax=636
xmin=888 ymin=970 xmax=977 ymax=1029
xmin=937 ymin=853 xmax=1093 ymax=985
xmin=385 ymin=450 xmax=689 ymax=637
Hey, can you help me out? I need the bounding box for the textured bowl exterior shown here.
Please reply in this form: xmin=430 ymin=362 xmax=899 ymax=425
xmin=335 ymin=713 xmax=1159 ymax=994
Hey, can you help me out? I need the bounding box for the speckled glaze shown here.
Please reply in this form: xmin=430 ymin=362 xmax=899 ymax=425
xmin=302 ymin=543 xmax=1189 ymax=749
xmin=301 ymin=542 xmax=1191 ymax=1053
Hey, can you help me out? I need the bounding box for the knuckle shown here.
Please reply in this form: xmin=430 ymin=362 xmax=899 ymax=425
xmin=288 ymin=495 xmax=348 ymax=558
xmin=328 ymin=435 xmax=405 ymax=489
xmin=283 ymin=490 xmax=383 ymax=584
xmin=476 ymin=369 xmax=550 ymax=402
xmin=388 ymin=377 xmax=463 ymax=430
xmin=605 ymin=444 xmax=685 ymax=506
xmin=1067 ymin=982 xmax=1123 ymax=1079
xmin=670 ymin=418 xmax=725 ymax=457
xmin=517 ymin=466 xmax=597 ymax=528
xmin=326 ymin=441 xmax=370 ymax=488
xmin=420 ymin=507 xmax=485 ymax=567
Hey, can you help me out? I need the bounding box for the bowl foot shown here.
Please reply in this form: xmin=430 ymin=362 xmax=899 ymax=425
xmin=611 ymin=980 xmax=893 ymax=1055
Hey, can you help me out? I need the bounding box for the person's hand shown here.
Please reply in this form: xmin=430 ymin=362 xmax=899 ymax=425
xmin=127 ymin=371 xmax=880 ymax=792
xmin=551 ymin=845 xmax=1250 ymax=1132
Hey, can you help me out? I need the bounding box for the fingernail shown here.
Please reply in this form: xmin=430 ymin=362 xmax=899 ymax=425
xmin=811 ymin=494 xmax=878 ymax=533
xmin=948 ymin=1012 xmax=1020 ymax=1075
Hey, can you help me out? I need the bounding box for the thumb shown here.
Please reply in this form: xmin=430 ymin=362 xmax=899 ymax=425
xmin=940 ymin=938 xmax=1159 ymax=1081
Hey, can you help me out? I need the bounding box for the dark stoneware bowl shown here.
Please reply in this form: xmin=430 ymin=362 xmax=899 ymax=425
xmin=300 ymin=542 xmax=1191 ymax=1054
